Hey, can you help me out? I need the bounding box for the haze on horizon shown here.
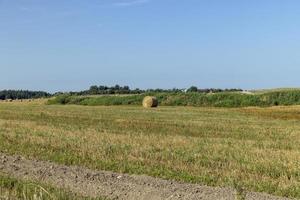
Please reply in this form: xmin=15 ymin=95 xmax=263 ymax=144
xmin=1 ymin=0 xmax=300 ymax=93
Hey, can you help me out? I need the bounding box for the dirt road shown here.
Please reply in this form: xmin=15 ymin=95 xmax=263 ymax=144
xmin=0 ymin=154 xmax=293 ymax=200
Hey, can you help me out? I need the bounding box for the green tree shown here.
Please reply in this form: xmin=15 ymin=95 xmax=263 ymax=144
xmin=187 ymin=86 xmax=198 ymax=92
xmin=89 ymin=86 xmax=99 ymax=95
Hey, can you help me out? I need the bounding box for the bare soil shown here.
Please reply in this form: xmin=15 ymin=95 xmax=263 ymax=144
xmin=0 ymin=153 xmax=293 ymax=200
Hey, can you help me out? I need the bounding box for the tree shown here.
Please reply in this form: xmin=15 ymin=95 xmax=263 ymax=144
xmin=114 ymin=84 xmax=120 ymax=90
xmin=187 ymin=86 xmax=198 ymax=92
xmin=123 ymin=86 xmax=130 ymax=91
xmin=89 ymin=85 xmax=98 ymax=95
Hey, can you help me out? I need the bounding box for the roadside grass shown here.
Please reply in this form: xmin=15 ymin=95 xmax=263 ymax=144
xmin=0 ymin=101 xmax=300 ymax=198
xmin=0 ymin=174 xmax=104 ymax=200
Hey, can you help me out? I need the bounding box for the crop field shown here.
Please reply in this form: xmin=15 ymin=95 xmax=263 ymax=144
xmin=0 ymin=100 xmax=300 ymax=199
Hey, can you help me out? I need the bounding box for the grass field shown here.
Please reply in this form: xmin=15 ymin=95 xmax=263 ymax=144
xmin=0 ymin=101 xmax=300 ymax=198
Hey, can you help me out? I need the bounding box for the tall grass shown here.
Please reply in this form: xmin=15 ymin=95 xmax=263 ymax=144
xmin=47 ymin=90 xmax=300 ymax=107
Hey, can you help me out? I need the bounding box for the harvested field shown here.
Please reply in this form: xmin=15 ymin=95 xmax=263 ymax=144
xmin=0 ymin=101 xmax=300 ymax=199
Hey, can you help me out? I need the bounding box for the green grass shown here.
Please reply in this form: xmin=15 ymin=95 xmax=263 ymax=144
xmin=0 ymin=101 xmax=300 ymax=198
xmin=48 ymin=90 xmax=300 ymax=107
xmin=251 ymin=88 xmax=300 ymax=94
xmin=0 ymin=174 xmax=104 ymax=200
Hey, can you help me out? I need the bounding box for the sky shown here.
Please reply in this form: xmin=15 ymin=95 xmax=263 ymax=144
xmin=1 ymin=0 xmax=300 ymax=92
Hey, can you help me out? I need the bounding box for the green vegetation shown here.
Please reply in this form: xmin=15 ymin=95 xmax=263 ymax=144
xmin=0 ymin=90 xmax=51 ymax=100
xmin=0 ymin=174 xmax=103 ymax=200
xmin=49 ymin=89 xmax=300 ymax=107
xmin=69 ymin=84 xmax=242 ymax=96
xmin=48 ymin=94 xmax=144 ymax=106
xmin=0 ymin=101 xmax=300 ymax=198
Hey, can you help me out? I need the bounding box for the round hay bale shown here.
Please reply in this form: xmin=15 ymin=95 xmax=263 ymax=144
xmin=142 ymin=96 xmax=158 ymax=108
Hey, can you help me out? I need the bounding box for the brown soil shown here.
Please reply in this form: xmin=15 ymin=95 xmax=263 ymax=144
xmin=0 ymin=153 xmax=293 ymax=200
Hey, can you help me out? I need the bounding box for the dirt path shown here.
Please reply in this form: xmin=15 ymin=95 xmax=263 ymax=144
xmin=0 ymin=154 xmax=293 ymax=200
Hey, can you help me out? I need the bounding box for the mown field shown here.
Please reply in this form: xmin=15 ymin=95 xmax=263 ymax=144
xmin=0 ymin=101 xmax=300 ymax=199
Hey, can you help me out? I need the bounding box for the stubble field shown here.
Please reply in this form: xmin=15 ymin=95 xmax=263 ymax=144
xmin=0 ymin=100 xmax=299 ymax=199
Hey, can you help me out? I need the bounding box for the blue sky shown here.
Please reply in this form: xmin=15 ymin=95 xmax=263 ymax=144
xmin=1 ymin=0 xmax=300 ymax=92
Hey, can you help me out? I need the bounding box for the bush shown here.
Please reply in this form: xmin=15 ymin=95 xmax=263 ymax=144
xmin=47 ymin=94 xmax=70 ymax=105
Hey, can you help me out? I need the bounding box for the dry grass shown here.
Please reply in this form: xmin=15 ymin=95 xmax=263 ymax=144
xmin=0 ymin=174 xmax=103 ymax=200
xmin=0 ymin=101 xmax=300 ymax=198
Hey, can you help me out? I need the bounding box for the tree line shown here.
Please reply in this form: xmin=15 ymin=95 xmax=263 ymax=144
xmin=0 ymin=90 xmax=51 ymax=100
xmin=185 ymin=86 xmax=242 ymax=93
xmin=63 ymin=85 xmax=242 ymax=96
xmin=0 ymin=85 xmax=243 ymax=100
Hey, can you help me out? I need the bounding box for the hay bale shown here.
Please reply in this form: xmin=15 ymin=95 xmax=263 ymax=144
xmin=142 ymin=96 xmax=158 ymax=108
